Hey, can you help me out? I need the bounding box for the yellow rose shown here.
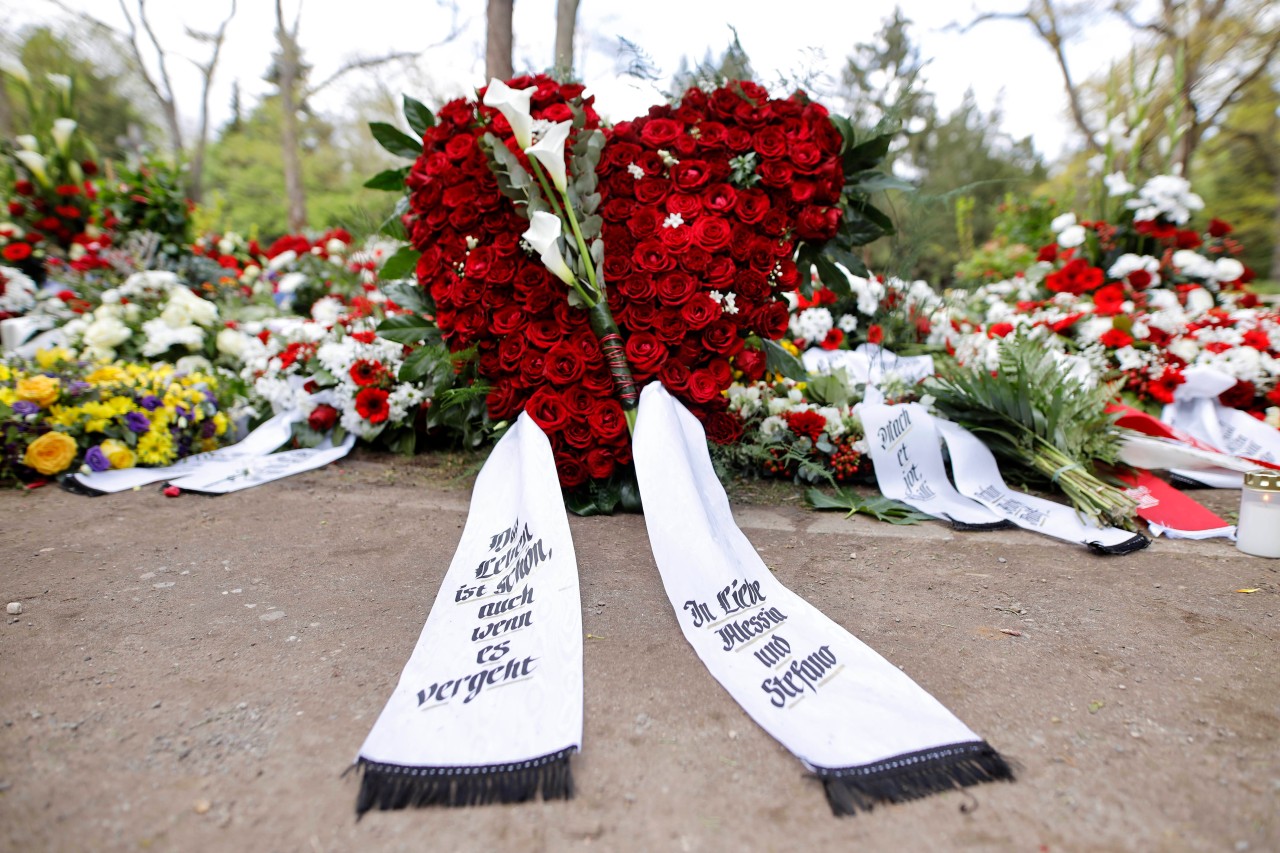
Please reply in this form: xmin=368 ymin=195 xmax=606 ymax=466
xmin=100 ymin=439 xmax=136 ymax=470
xmin=16 ymin=375 xmax=60 ymax=408
xmin=23 ymin=431 xmax=78 ymax=475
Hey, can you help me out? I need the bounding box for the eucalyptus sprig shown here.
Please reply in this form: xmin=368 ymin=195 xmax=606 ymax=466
xmin=925 ymin=333 xmax=1138 ymax=530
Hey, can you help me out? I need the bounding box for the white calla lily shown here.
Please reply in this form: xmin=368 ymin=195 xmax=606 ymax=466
xmin=525 ymin=120 xmax=573 ymax=192
xmin=15 ymin=135 xmax=38 ymax=152
xmin=482 ymin=78 xmax=534 ymax=149
xmin=52 ymin=118 xmax=77 ymax=153
xmin=0 ymin=59 xmax=30 ymax=85
xmin=45 ymin=73 xmax=71 ymax=94
xmin=13 ymin=150 xmax=48 ymax=184
xmin=523 ymin=211 xmax=576 ymax=285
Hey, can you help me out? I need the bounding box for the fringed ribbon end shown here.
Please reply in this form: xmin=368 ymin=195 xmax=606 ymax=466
xmin=1086 ymin=533 xmax=1149 ymax=555
xmin=353 ymin=746 xmax=576 ymax=817
xmin=814 ymin=740 xmax=1014 ymax=817
xmin=950 ymin=519 xmax=1014 ymax=532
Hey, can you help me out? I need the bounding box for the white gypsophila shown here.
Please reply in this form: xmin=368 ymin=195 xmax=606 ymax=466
xmin=817 ymin=406 xmax=845 ymax=438
xmin=1171 ymin=249 xmax=1216 ymax=280
xmin=1057 ymin=224 xmax=1087 ymax=248
xmin=1075 ymin=316 xmax=1115 ymax=346
xmin=0 ymin=265 xmax=36 ymax=313
xmin=1108 ymin=253 xmax=1162 ymax=285
xmin=1126 ymin=174 xmax=1204 ymax=225
xmin=141 ymin=317 xmax=204 ymax=356
xmin=837 ymin=313 xmax=858 ymax=333
xmin=254 ymin=376 xmax=305 ymax=414
xmin=984 ymin=299 xmax=1018 ymax=324
xmin=1050 ymin=212 xmax=1077 ymax=232
xmin=627 ymin=162 xmax=644 ymax=180
xmin=309 ymin=297 xmax=345 ymax=326
xmin=1104 ymin=172 xmax=1136 ymax=197
xmin=1214 ymin=258 xmax=1245 ymax=283
xmin=953 ymin=334 xmax=1000 ymax=371
xmin=387 ymin=384 xmax=426 ymax=422
xmin=1203 ymin=345 xmax=1264 ymax=384
xmin=759 ymin=415 xmax=788 ymax=438
xmin=789 ymin=306 xmax=834 ymax=342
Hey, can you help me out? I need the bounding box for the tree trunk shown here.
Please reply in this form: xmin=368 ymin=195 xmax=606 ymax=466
xmin=0 ymin=81 xmax=13 ymax=138
xmin=1271 ymin=166 xmax=1280 ymax=282
xmin=486 ymin=0 xmax=514 ymax=81
xmin=554 ymin=0 xmax=579 ymax=79
xmin=275 ymin=0 xmax=307 ymax=232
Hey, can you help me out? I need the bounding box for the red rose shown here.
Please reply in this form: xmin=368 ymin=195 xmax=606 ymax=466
xmin=691 ymin=216 xmax=732 ymax=252
xmin=1219 ymin=380 xmax=1257 ymax=410
xmin=588 ymin=397 xmax=627 ymax=441
xmin=308 ymin=403 xmax=340 ymax=432
xmin=624 ymin=331 xmax=668 ymax=374
xmin=526 ymin=387 xmax=571 ymax=433
xmin=543 ymin=342 xmax=586 ymax=385
xmin=687 ymin=369 xmax=723 ymax=403
xmin=1207 ymin=218 xmax=1233 ymax=238
xmin=355 ymin=388 xmax=391 ymax=424
xmin=680 ymin=293 xmax=720 ymax=330
xmin=702 ymin=410 xmax=744 ymax=445
xmin=867 ymin=324 xmax=884 ymax=345
xmin=753 ymin=301 xmax=791 ymax=339
xmin=655 ymin=271 xmax=697 ymax=306
xmin=701 ymin=318 xmax=742 ymax=356
xmin=639 ymin=117 xmax=682 ymax=147
xmin=735 ymin=347 xmax=766 ymax=382
xmin=584 ymin=447 xmax=616 ymax=480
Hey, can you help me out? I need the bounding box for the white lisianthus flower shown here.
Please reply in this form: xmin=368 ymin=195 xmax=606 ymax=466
xmin=82 ymin=315 xmax=132 ymax=352
xmin=1172 ymin=250 xmax=1216 ymax=280
xmin=1050 ymin=212 xmax=1077 ymax=233
xmin=1057 ymin=224 xmax=1086 ymax=248
xmin=759 ymin=415 xmax=788 ymax=438
xmin=1214 ymin=258 xmax=1245 ymax=283
xmin=216 ymin=327 xmax=251 ymax=359
xmin=1184 ymin=287 xmax=1215 ymax=314
xmin=482 ymin=78 xmax=534 ymax=149
xmin=522 ymin=211 xmax=576 ymax=286
xmin=525 ymin=120 xmax=572 ymax=192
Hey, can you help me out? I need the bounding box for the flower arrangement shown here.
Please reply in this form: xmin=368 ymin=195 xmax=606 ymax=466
xmin=0 ymin=348 xmax=232 ymax=483
xmin=789 ymin=272 xmax=948 ymax=354
xmin=368 ymin=75 xmax=898 ymax=496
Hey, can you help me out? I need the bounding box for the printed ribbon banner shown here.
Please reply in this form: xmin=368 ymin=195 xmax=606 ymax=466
xmin=858 ymin=400 xmax=1147 ymax=554
xmin=803 ymin=343 xmax=935 ymax=386
xmin=933 ymin=419 xmax=1149 ymax=554
xmin=633 ymin=383 xmax=1012 ymax=815
xmin=856 ymin=400 xmax=1009 ymax=531
xmin=1162 ymin=367 xmax=1280 ymax=487
xmin=353 ymin=413 xmax=582 ymax=814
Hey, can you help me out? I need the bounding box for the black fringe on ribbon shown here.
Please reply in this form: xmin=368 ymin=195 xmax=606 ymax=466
xmin=352 ymin=747 xmax=575 ymax=817
xmin=814 ymin=740 xmax=1014 ymax=817
xmin=1086 ymin=533 xmax=1149 ymax=555
xmin=950 ymin=519 xmax=1014 ymax=532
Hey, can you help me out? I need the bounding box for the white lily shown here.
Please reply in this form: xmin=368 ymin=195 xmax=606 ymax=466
xmin=523 ymin=211 xmax=576 ymax=286
xmin=525 ymin=120 xmax=572 ymax=192
xmin=482 ymin=78 xmax=533 ymax=149
xmin=52 ymin=118 xmax=77 ymax=153
xmin=13 ymin=150 xmax=48 ymax=184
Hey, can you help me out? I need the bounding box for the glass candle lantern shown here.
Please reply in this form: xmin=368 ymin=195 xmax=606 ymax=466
xmin=1236 ymin=470 xmax=1280 ymax=558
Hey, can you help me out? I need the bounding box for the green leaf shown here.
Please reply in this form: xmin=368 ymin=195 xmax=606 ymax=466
xmin=380 ymin=246 xmax=421 ymax=281
xmin=398 ymin=345 xmax=436 ymax=383
xmin=805 ymin=488 xmax=933 ymax=524
xmin=402 ymin=95 xmax=435 ymax=137
xmin=381 ymin=279 xmax=428 ymax=312
xmin=363 ymin=167 xmax=409 ymax=191
xmin=376 ymin=313 xmax=435 ymax=344
xmin=383 ymin=427 xmax=417 ymax=457
xmin=813 ymin=254 xmax=851 ymax=297
xmin=805 ymin=369 xmax=852 ymax=407
xmin=762 ymin=338 xmax=806 ymax=381
xmin=848 ymin=169 xmax=914 ymax=194
xmin=369 ymin=121 xmax=423 ymax=159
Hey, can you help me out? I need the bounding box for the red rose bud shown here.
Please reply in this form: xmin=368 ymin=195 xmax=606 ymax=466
xmin=308 ymin=403 xmax=340 ymax=432
xmin=7 ymin=202 xmax=24 ymax=216
xmin=1207 ymin=218 xmax=1232 ymax=238
xmin=14 ymin=180 xmax=33 ymax=196
xmin=163 ymin=486 xmax=182 ymax=497
xmin=867 ymin=324 xmax=884 ymax=345
xmin=81 ymin=160 xmax=99 ymax=176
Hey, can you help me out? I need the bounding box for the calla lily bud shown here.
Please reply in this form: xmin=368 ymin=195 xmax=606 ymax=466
xmin=523 ymin=211 xmax=576 ymax=286
xmin=525 ymin=120 xmax=573 ymax=192
xmin=482 ymin=78 xmax=534 ymax=149
xmin=52 ymin=118 xmax=77 ymax=154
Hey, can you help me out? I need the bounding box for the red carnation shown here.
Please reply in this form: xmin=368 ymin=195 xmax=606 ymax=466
xmin=867 ymin=324 xmax=884 ymax=345
xmin=1207 ymin=218 xmax=1232 ymax=238
xmin=1099 ymin=328 xmax=1134 ymax=349
xmin=1092 ymin=284 xmax=1126 ymax=316
xmin=785 ymin=410 xmax=827 ymax=442
xmin=2 ymin=243 xmax=32 ymax=261
xmin=987 ymin=322 xmax=1015 ymax=339
xmin=355 ymin=388 xmax=391 ymax=423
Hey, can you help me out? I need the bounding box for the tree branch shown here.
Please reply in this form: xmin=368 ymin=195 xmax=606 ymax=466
xmin=305 ymin=51 xmax=420 ymax=98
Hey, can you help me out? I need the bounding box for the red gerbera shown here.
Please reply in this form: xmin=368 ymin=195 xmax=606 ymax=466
xmin=349 ymin=359 xmax=384 ymax=386
xmin=785 ymin=409 xmax=828 ymax=442
xmin=355 ymin=388 xmax=391 ymax=423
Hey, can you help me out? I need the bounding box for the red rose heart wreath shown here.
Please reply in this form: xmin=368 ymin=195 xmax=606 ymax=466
xmin=402 ymin=75 xmax=876 ymax=491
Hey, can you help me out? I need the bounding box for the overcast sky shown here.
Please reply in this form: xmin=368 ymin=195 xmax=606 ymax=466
xmin=5 ymin=0 xmax=1144 ymax=163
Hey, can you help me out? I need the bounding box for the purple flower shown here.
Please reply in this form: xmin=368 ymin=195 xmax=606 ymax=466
xmin=139 ymin=395 xmax=163 ymax=411
xmin=124 ymin=411 xmax=150 ymax=434
xmin=12 ymin=400 xmax=38 ymax=416
xmin=66 ymin=380 xmax=91 ymax=396
xmin=84 ymin=445 xmax=111 ymax=472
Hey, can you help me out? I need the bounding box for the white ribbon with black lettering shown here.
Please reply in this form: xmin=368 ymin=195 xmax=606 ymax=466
xmin=803 ymin=343 xmax=935 ymax=386
xmin=633 ymin=383 xmax=1011 ymax=815
xmin=1162 ymin=367 xmax=1280 ymax=488
xmin=934 ymin=419 xmax=1148 ymax=554
xmin=353 ymin=413 xmax=582 ymax=815
xmin=856 ymin=400 xmax=1009 ymax=530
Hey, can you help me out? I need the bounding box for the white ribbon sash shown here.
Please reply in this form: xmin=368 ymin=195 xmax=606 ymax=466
xmin=1162 ymin=367 xmax=1280 ymax=487
xmin=354 ymin=413 xmax=582 ymax=814
xmin=633 ymin=383 xmax=1011 ymax=814
xmin=803 ymin=343 xmax=935 ymax=385
xmin=856 ymin=401 xmax=1008 ymax=530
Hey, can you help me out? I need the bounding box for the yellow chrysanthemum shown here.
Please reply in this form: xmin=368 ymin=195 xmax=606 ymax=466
xmin=46 ymin=405 xmax=82 ymax=429
xmin=0 ymin=363 xmax=10 ymax=382
xmin=212 ymin=411 xmax=229 ymax=436
xmin=34 ymin=347 xmax=73 ymax=370
xmin=0 ymin=387 xmax=15 ymax=406
xmin=137 ymin=430 xmax=175 ymax=466
xmin=85 ymin=365 xmax=128 ymax=384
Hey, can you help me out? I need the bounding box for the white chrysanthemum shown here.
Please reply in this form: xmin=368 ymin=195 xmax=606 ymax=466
xmin=1057 ymin=224 xmax=1087 ymax=248
xmin=1126 ymin=174 xmax=1204 ymax=225
xmin=310 ymin=296 xmax=344 ymax=326
xmin=1107 ymin=253 xmax=1161 ymax=285
xmin=788 ymin=306 xmax=834 ymax=342
xmin=759 ymin=415 xmax=788 ymax=438
xmin=1103 ymin=172 xmax=1135 ymax=197
xmin=1050 ymin=212 xmax=1077 ymax=232
xmin=1214 ymin=258 xmax=1244 ymax=283
xmin=141 ymin=317 xmax=204 ymax=356
xmin=837 ymin=313 xmax=858 ymax=333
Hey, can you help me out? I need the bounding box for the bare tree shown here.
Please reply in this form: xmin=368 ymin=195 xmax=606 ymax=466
xmin=273 ymin=0 xmax=307 ymax=233
xmin=956 ymin=0 xmax=1280 ymax=176
xmin=186 ymin=1 xmax=237 ymax=203
xmin=554 ymin=0 xmax=580 ymax=79
xmin=487 ymin=0 xmax=514 ymax=81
